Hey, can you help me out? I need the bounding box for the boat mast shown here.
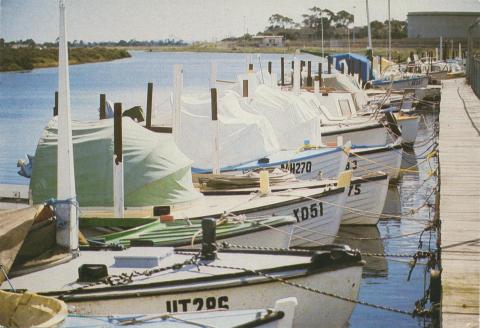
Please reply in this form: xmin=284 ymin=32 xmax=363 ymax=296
xmin=365 ymin=0 xmax=372 ymax=50
xmin=388 ymin=0 xmax=391 ymax=61
xmin=172 ymin=64 xmax=183 ymax=144
xmin=57 ymin=0 xmax=78 ymax=252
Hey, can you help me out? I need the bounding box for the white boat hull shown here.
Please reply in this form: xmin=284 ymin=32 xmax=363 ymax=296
xmin=342 ymin=174 xmax=390 ymax=225
xmin=184 ymin=188 xmax=348 ymax=247
xmin=322 ymin=123 xmax=390 ymax=146
xmin=219 ymin=148 xmax=348 ymax=181
xmin=348 ymin=145 xmax=403 ymax=181
xmin=63 ymin=264 xmax=362 ymax=328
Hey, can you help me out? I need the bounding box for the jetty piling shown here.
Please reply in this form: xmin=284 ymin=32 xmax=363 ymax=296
xmin=280 ymin=57 xmax=285 ymax=86
xmin=146 ymin=82 xmax=153 ymax=129
xmin=53 ymin=91 xmax=58 ymax=116
xmin=99 ymin=94 xmax=106 ymax=120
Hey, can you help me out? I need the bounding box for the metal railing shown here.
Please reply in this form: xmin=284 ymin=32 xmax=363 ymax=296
xmin=469 ymin=57 xmax=480 ymax=98
xmin=467 ymin=18 xmax=480 ymax=98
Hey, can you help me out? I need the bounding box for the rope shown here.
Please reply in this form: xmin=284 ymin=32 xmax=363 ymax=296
xmin=116 ymin=313 xmax=219 ymax=327
xmin=198 ymin=261 xmax=429 ymax=317
xmin=0 ymin=264 xmax=16 ymax=292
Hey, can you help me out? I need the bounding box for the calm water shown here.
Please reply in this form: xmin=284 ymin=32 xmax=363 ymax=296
xmin=0 ymin=51 xmax=438 ymax=327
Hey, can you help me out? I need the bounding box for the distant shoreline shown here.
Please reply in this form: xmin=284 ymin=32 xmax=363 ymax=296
xmin=0 ymin=47 xmax=131 ymax=72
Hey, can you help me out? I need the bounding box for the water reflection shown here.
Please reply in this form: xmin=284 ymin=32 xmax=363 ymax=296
xmin=336 ymin=225 xmax=388 ymax=278
xmin=383 ymin=185 xmax=401 ymax=217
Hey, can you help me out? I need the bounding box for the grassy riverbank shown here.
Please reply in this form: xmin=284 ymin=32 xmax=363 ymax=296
xmin=0 ymin=47 xmax=131 ymax=72
xmin=143 ymin=43 xmax=424 ymax=62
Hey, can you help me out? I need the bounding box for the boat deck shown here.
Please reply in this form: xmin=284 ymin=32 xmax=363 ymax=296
xmin=439 ymin=78 xmax=480 ymax=327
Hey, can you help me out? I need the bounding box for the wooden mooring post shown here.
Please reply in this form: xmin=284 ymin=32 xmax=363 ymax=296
xmin=99 ymin=93 xmax=106 ymax=120
xmin=146 ymin=82 xmax=153 ymax=129
xmin=53 ymin=91 xmax=58 ymax=116
xmin=280 ymin=57 xmax=285 ymax=86
xmin=307 ymin=61 xmax=312 ymax=87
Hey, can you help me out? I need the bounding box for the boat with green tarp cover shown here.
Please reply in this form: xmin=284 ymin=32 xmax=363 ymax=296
xmin=81 ymin=216 xmax=296 ymax=248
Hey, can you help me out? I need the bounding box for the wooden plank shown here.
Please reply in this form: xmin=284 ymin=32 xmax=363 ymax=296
xmin=439 ymin=78 xmax=480 ymax=327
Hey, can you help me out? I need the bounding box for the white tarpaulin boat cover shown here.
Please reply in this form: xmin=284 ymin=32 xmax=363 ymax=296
xmin=241 ymin=84 xmax=322 ymax=149
xmin=322 ymin=73 xmax=369 ymax=108
xmin=177 ymin=90 xmax=280 ymax=170
xmin=30 ymin=117 xmax=201 ymax=206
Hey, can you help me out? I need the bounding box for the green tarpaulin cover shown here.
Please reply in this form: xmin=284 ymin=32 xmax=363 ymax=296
xmin=30 ymin=117 xmax=201 ymax=206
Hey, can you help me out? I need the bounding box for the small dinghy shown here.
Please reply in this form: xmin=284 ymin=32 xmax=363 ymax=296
xmin=0 ymin=290 xmax=68 ymax=327
xmin=4 ymin=219 xmax=364 ymax=328
xmin=62 ymin=297 xmax=298 ymax=327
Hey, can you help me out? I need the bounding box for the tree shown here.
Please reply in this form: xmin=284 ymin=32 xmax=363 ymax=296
xmin=267 ymin=14 xmax=295 ymax=29
xmin=335 ymin=10 xmax=353 ymax=28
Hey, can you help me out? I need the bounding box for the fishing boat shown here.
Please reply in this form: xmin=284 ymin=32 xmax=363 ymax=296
xmin=198 ymin=171 xmax=389 ymax=226
xmin=193 ymin=144 xmax=349 ymax=180
xmin=321 ymin=72 xmax=420 ymax=145
xmin=82 ymin=172 xmax=388 ymax=251
xmin=5 ymin=218 xmax=364 ymax=328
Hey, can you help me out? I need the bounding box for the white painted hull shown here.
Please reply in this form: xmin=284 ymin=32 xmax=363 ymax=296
xmin=64 ymin=265 xmax=362 ymax=328
xmin=220 ymin=148 xmax=347 ymax=181
xmin=217 ymin=189 xmax=348 ymax=247
xmin=348 ymin=145 xmax=403 ymax=180
xmin=322 ymin=123 xmax=390 ymax=146
xmin=397 ymin=116 xmax=420 ymax=144
xmin=342 ymin=174 xmax=390 ymax=225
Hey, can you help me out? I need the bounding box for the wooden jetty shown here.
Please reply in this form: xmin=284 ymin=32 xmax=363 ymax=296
xmin=439 ymin=78 xmax=480 ymax=327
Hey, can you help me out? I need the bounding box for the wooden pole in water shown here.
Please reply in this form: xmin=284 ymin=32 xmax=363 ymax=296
xmin=146 ymin=82 xmax=153 ymax=128
xmin=300 ymin=60 xmax=305 ymax=87
xmin=291 ymin=61 xmax=294 ymax=85
xmin=307 ymin=61 xmax=312 ymax=87
xmin=327 ymin=56 xmax=332 ymax=74
xmin=243 ymin=80 xmax=248 ymax=97
xmin=379 ymin=55 xmax=382 ymax=74
xmin=268 ymin=61 xmax=272 ymax=74
xmin=211 ymin=88 xmax=220 ymax=174
xmin=357 ymin=61 xmax=362 ymax=84
xmin=53 ymin=91 xmax=58 ymax=116
xmin=280 ymin=57 xmax=285 ymax=86
xmin=99 ymin=94 xmax=106 ymax=120
xmin=318 ymin=63 xmax=322 ymax=87
xmin=340 ymin=63 xmax=345 ymax=74
xmin=113 ymin=102 xmax=124 ymax=218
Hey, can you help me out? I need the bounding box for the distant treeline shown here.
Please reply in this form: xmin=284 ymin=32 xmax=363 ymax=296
xmin=0 ymin=38 xmax=187 ymax=49
xmin=0 ymin=46 xmax=131 ymax=72
xmin=224 ymin=7 xmax=407 ymax=42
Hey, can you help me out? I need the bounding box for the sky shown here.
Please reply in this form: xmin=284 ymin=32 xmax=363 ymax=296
xmin=1 ymin=0 xmax=480 ymax=42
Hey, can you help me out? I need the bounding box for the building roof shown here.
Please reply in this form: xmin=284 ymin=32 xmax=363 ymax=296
xmin=408 ymin=11 xmax=480 ymax=17
xmin=252 ymin=35 xmax=284 ymax=39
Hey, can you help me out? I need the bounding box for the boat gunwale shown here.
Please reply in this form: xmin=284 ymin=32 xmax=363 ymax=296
xmin=39 ymin=255 xmax=364 ymax=302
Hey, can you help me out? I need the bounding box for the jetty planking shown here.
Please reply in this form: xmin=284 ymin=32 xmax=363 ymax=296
xmin=439 ymin=78 xmax=480 ymax=327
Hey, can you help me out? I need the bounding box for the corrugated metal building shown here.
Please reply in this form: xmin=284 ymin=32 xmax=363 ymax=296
xmin=408 ymin=12 xmax=480 ymax=38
